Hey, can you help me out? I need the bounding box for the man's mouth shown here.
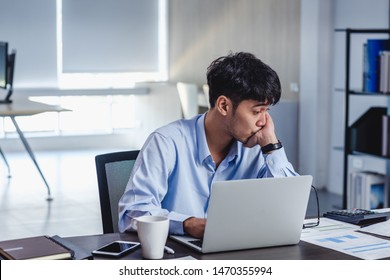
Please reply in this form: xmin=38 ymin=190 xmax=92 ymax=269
xmin=243 ymin=128 xmax=263 ymax=144
xmin=253 ymin=127 xmax=263 ymax=135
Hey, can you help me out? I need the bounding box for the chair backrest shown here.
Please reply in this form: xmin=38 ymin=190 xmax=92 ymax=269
xmin=95 ymin=150 xmax=139 ymax=233
xmin=176 ymin=82 xmax=199 ymax=119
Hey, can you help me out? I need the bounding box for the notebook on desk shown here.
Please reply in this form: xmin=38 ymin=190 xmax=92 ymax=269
xmin=0 ymin=235 xmax=74 ymax=260
xmin=170 ymin=175 xmax=313 ymax=253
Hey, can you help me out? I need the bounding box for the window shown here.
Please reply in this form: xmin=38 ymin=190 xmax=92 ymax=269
xmin=56 ymin=0 xmax=168 ymax=89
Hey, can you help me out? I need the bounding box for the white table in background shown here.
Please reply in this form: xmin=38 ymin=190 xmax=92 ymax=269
xmin=0 ymin=98 xmax=68 ymax=201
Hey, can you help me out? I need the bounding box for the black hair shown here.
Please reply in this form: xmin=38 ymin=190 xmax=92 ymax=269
xmin=206 ymin=52 xmax=281 ymax=108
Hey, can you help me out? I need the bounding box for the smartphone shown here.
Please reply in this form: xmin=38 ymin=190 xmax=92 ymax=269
xmin=92 ymin=241 xmax=140 ymax=257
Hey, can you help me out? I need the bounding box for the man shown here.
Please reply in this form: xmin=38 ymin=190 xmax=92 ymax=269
xmin=118 ymin=52 xmax=297 ymax=238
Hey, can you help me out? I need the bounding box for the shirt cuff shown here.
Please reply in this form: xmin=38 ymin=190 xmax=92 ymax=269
xmin=168 ymin=212 xmax=192 ymax=235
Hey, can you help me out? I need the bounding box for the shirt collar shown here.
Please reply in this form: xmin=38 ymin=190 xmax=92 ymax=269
xmin=196 ymin=113 xmax=210 ymax=163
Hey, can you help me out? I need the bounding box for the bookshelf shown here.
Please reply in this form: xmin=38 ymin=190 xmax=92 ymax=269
xmin=340 ymin=28 xmax=390 ymax=208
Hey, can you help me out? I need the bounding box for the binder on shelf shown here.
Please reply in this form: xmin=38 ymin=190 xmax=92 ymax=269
xmin=350 ymin=107 xmax=386 ymax=156
xmin=363 ymin=39 xmax=390 ymax=93
xmin=363 ymin=42 xmax=367 ymax=91
xmin=348 ymin=172 xmax=387 ymax=210
xmin=382 ymin=115 xmax=390 ymax=156
xmin=0 ymin=235 xmax=74 ymax=260
xmin=379 ymin=51 xmax=390 ymax=93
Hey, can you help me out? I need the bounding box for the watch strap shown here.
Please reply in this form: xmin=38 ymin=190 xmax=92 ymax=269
xmin=261 ymin=140 xmax=283 ymax=154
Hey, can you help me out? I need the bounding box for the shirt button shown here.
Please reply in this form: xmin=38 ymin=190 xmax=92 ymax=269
xmin=268 ymin=159 xmax=274 ymax=166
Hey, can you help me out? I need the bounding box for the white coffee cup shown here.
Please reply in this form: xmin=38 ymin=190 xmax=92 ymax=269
xmin=134 ymin=215 xmax=169 ymax=259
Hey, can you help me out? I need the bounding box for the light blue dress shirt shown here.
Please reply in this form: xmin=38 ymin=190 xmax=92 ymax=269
xmin=118 ymin=113 xmax=297 ymax=235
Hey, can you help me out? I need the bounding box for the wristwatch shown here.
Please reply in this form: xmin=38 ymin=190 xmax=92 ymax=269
xmin=261 ymin=140 xmax=283 ymax=154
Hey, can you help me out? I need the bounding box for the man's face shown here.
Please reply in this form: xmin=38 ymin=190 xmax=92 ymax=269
xmin=226 ymin=99 xmax=270 ymax=145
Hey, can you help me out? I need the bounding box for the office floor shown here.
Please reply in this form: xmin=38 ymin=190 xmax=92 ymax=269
xmin=0 ymin=149 xmax=107 ymax=242
xmin=0 ymin=149 xmax=343 ymax=242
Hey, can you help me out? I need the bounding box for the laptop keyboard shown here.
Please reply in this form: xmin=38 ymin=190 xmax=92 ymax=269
xmin=189 ymin=239 xmax=203 ymax=248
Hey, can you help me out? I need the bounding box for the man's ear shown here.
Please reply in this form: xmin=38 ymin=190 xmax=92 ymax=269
xmin=215 ymin=95 xmax=230 ymax=116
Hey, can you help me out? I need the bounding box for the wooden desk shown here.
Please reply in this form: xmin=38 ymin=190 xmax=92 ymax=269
xmin=0 ymin=98 xmax=68 ymax=200
xmin=65 ymin=232 xmax=362 ymax=260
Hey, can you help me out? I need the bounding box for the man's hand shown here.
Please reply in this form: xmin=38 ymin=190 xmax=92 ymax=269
xmin=244 ymin=112 xmax=278 ymax=148
xmin=183 ymin=217 xmax=206 ymax=238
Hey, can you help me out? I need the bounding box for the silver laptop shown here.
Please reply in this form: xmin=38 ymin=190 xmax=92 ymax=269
xmin=170 ymin=175 xmax=313 ymax=253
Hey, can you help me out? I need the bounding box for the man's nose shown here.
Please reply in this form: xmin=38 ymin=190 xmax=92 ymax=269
xmin=256 ymin=113 xmax=266 ymax=127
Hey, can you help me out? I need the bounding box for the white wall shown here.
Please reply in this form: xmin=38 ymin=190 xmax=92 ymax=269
xmin=272 ymin=100 xmax=299 ymax=169
xmin=299 ymin=0 xmax=333 ymax=189
xmin=169 ymin=0 xmax=301 ymax=101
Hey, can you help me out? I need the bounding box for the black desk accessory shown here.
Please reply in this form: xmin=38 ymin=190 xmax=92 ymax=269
xmin=323 ymin=209 xmax=390 ymax=226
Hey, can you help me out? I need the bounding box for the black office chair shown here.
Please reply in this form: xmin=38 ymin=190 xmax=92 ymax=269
xmin=95 ymin=150 xmax=140 ymax=234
